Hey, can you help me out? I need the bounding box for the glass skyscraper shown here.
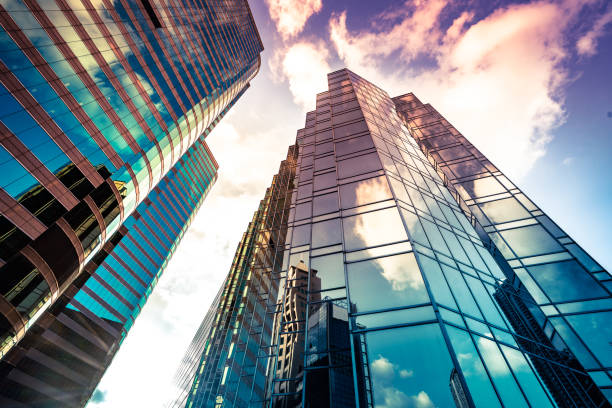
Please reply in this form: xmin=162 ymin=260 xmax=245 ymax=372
xmin=0 ymin=0 xmax=263 ymax=405
xmin=172 ymin=69 xmax=611 ymax=407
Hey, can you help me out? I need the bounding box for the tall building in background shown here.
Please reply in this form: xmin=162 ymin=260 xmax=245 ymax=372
xmin=173 ymin=69 xmax=612 ymax=407
xmin=0 ymin=0 xmax=263 ymax=405
xmin=169 ymin=146 xmax=297 ymax=408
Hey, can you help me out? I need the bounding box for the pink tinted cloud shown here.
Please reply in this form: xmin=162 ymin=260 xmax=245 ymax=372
xmin=576 ymin=5 xmax=612 ymax=56
xmin=329 ymin=0 xmax=600 ymax=180
xmin=265 ymin=0 xmax=322 ymax=40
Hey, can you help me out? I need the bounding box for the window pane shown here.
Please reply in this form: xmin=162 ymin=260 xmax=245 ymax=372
xmin=480 ymin=197 xmax=530 ymax=224
xmin=335 ymin=134 xmax=374 ymax=156
xmin=295 ymin=202 xmax=311 ymax=221
xmin=337 ymin=152 xmax=382 ymax=179
xmin=441 ymin=265 xmax=483 ymax=319
xmin=446 ymin=326 xmax=501 ymax=408
xmin=313 ymin=192 xmax=339 ymax=216
xmin=475 ymin=336 xmax=529 ymax=408
xmin=333 ymin=119 xmax=368 ymax=139
xmin=347 ymin=252 xmax=428 ymax=312
xmin=315 ymin=141 xmax=333 ymax=155
xmin=313 ymin=171 xmax=336 ymax=191
xmin=499 ymin=224 xmax=563 ymax=257
xmin=566 ymin=311 xmax=612 ymax=367
xmin=365 ymin=324 xmax=456 ymax=408
xmin=527 ymin=260 xmax=606 ymax=302
xmin=292 ymin=224 xmax=311 ymax=246
xmin=343 ymin=207 xmax=407 ymax=251
xmin=460 ymin=176 xmax=505 ymax=198
xmin=314 ymin=155 xmax=335 ymax=171
xmin=312 ymin=218 xmax=342 ymax=248
xmin=448 ymin=159 xmax=487 ymax=178
xmin=297 ymin=183 xmax=313 ymax=199
xmin=339 ymin=175 xmax=392 ymax=208
xmin=311 ymin=253 xmax=345 ymax=291
xmin=418 ymin=255 xmax=457 ymax=309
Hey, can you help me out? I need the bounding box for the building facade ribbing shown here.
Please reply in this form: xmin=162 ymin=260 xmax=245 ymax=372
xmin=0 ymin=0 xmax=263 ymax=405
xmin=173 ymin=69 xmax=611 ymax=408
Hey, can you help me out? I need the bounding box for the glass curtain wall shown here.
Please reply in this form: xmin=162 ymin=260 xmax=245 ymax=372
xmin=175 ymin=69 xmax=611 ymax=408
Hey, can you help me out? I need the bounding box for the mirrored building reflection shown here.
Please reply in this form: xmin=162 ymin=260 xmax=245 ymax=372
xmin=0 ymin=0 xmax=263 ymax=405
xmin=173 ymin=69 xmax=611 ymax=407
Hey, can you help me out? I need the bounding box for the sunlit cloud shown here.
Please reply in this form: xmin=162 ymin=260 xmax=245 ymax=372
xmin=328 ymin=0 xmax=603 ymax=180
xmin=265 ymin=0 xmax=322 ymax=39
xmin=270 ymin=41 xmax=331 ymax=109
xmin=576 ymin=5 xmax=612 ymax=56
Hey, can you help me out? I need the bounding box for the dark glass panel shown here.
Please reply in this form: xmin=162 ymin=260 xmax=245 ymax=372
xmin=64 ymin=202 xmax=101 ymax=257
xmin=0 ymin=254 xmax=37 ymax=299
xmin=19 ymin=185 xmax=67 ymax=227
xmin=30 ymin=225 xmax=78 ymax=284
xmin=0 ymin=217 xmax=31 ymax=260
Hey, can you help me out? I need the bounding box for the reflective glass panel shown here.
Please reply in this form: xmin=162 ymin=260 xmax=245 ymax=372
xmin=313 ymin=192 xmax=339 ymax=216
xmin=364 ymin=324 xmax=456 ymax=408
xmin=480 ymin=197 xmax=530 ymax=224
xmin=311 ymin=253 xmax=345 ymax=291
xmin=339 ymin=176 xmax=392 ymax=208
xmin=343 ymin=207 xmax=407 ymax=251
xmin=499 ymin=224 xmax=563 ymax=257
xmin=312 ymin=219 xmax=342 ymax=248
xmin=337 ymin=152 xmax=382 ymax=179
xmin=446 ymin=326 xmax=501 ymax=407
xmin=347 ymin=252 xmax=428 ymax=312
xmin=527 ymin=260 xmax=606 ymax=302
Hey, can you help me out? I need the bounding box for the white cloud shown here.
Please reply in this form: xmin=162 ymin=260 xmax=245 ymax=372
xmin=399 ymin=369 xmax=414 ymax=378
xmin=265 ymin=0 xmax=322 ymax=39
xmin=413 ymin=391 xmax=435 ymax=408
xmin=576 ymin=5 xmax=612 ymax=56
xmin=270 ymin=41 xmax=331 ymax=110
xmin=372 ymin=355 xmax=396 ymax=381
xmin=562 ymin=157 xmax=574 ymax=165
xmin=329 ymin=0 xmax=601 ymax=180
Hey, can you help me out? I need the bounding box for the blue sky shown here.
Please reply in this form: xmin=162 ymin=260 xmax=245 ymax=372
xmin=88 ymin=0 xmax=612 ymax=406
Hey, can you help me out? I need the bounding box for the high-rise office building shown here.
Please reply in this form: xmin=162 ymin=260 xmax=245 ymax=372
xmin=169 ymin=146 xmax=297 ymax=408
xmin=172 ymin=68 xmax=611 ymax=408
xmin=0 ymin=0 xmax=263 ymax=405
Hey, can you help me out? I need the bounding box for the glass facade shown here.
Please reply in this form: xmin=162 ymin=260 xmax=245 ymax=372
xmin=0 ymin=137 xmax=218 ymax=406
xmin=174 ymin=69 xmax=611 ymax=407
xmin=0 ymin=0 xmax=263 ymax=405
xmin=0 ymin=0 xmax=262 ymax=361
xmin=169 ymin=146 xmax=297 ymax=408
